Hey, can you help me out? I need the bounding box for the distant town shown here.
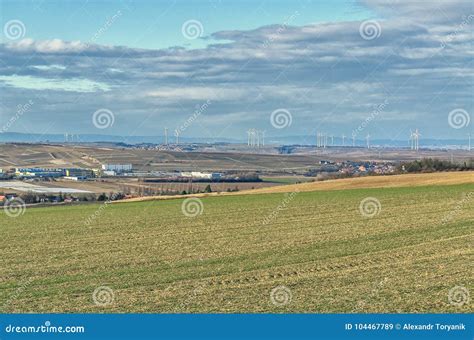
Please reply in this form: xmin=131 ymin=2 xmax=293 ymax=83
xmin=0 ymin=141 xmax=472 ymax=206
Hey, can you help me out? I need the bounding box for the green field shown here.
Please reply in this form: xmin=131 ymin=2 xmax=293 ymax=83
xmin=1 ymin=184 xmax=473 ymax=313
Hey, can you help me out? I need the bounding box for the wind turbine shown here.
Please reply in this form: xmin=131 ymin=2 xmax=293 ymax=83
xmin=366 ymin=133 xmax=371 ymax=149
xmin=175 ymin=129 xmax=180 ymax=144
xmin=468 ymin=133 xmax=471 ymax=151
xmin=342 ymin=134 xmax=346 ymax=147
xmin=413 ymin=129 xmax=420 ymax=151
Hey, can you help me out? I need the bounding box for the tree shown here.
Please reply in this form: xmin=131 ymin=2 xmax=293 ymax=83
xmin=204 ymin=184 xmax=212 ymax=193
xmin=97 ymin=193 xmax=107 ymax=201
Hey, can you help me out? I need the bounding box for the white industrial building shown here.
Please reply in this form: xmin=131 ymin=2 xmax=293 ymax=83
xmin=180 ymin=171 xmax=221 ymax=180
xmin=101 ymin=164 xmax=132 ymax=173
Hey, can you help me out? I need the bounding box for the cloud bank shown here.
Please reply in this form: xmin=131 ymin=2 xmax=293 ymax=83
xmin=0 ymin=0 xmax=472 ymax=140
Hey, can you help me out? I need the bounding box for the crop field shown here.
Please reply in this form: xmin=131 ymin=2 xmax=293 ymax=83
xmin=0 ymin=182 xmax=473 ymax=313
xmin=248 ymin=171 xmax=474 ymax=194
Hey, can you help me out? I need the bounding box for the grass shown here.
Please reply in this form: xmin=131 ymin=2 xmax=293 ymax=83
xmin=0 ymin=182 xmax=473 ymax=313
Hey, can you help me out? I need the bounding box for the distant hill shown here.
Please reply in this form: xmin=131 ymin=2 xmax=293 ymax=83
xmin=0 ymin=132 xmax=471 ymax=149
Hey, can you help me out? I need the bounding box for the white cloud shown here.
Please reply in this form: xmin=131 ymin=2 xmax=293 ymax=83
xmin=0 ymin=75 xmax=111 ymax=92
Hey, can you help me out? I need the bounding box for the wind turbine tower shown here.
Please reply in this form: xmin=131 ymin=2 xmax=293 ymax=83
xmin=413 ymin=129 xmax=420 ymax=151
xmin=175 ymin=129 xmax=180 ymax=144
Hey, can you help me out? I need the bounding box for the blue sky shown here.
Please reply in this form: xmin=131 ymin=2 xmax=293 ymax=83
xmin=0 ymin=0 xmax=472 ymax=142
xmin=2 ymin=0 xmax=374 ymax=49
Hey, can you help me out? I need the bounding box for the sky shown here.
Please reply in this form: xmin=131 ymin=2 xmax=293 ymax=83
xmin=0 ymin=0 xmax=472 ymax=142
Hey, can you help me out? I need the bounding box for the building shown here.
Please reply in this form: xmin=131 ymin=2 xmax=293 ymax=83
xmin=180 ymin=171 xmax=222 ymax=180
xmin=102 ymin=170 xmax=116 ymax=176
xmin=65 ymin=168 xmax=95 ymax=179
xmin=15 ymin=168 xmax=64 ymax=178
xmin=101 ymin=164 xmax=132 ymax=173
